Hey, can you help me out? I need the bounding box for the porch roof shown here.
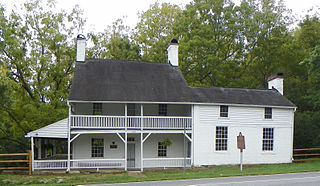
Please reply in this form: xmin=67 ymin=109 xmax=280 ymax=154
xmin=25 ymin=118 xmax=68 ymax=138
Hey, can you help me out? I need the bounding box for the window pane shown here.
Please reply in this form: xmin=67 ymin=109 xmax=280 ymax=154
xmin=92 ymin=138 xmax=104 ymax=157
xmin=216 ymin=126 xmax=228 ymax=151
xmin=159 ymin=104 xmax=167 ymax=116
xmin=264 ymin=108 xmax=272 ymax=119
xmin=262 ymin=128 xmax=274 ymax=151
xmin=220 ymin=106 xmax=228 ymax=117
xmin=93 ymin=103 xmax=102 ymax=115
xmin=158 ymin=142 xmax=167 ymax=157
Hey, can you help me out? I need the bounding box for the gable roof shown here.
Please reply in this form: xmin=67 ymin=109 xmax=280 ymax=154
xmin=192 ymin=87 xmax=295 ymax=107
xmin=68 ymin=59 xmax=295 ymax=108
xmin=69 ymin=59 xmax=198 ymax=102
xmin=25 ymin=118 xmax=68 ymax=138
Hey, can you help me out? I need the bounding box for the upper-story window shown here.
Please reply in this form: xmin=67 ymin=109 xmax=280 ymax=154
xmin=93 ymin=103 xmax=102 ymax=115
xmin=220 ymin=105 xmax=228 ymax=117
xmin=159 ymin=104 xmax=167 ymax=116
xmin=127 ymin=104 xmax=136 ymax=116
xmin=265 ymin=107 xmax=272 ymax=119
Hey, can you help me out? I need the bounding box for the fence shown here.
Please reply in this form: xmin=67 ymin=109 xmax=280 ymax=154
xmin=0 ymin=151 xmax=32 ymax=175
xmin=293 ymin=148 xmax=320 ymax=162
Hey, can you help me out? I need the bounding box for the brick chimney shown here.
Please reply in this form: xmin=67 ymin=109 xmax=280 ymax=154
xmin=167 ymin=38 xmax=179 ymax=66
xmin=76 ymin=34 xmax=86 ymax=62
xmin=267 ymin=72 xmax=284 ymax=95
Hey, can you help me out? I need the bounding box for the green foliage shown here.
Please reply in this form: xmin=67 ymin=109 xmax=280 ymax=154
xmin=87 ymin=19 xmax=140 ymax=60
xmin=133 ymin=2 xmax=182 ymax=63
xmin=0 ymin=0 xmax=85 ymax=152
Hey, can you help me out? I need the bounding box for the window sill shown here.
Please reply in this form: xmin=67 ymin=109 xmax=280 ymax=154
xmin=261 ymin=151 xmax=276 ymax=155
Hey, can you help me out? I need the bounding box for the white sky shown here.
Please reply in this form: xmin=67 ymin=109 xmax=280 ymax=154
xmin=1 ymin=0 xmax=320 ymax=33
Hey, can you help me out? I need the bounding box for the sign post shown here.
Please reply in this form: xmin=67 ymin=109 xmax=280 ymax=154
xmin=237 ymin=132 xmax=245 ymax=172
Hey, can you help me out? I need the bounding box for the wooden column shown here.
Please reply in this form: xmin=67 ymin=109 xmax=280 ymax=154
xmin=30 ymin=137 xmax=34 ymax=172
xmin=125 ymin=104 xmax=128 ymax=171
xmin=140 ymin=104 xmax=144 ymax=172
xmin=67 ymin=104 xmax=71 ymax=172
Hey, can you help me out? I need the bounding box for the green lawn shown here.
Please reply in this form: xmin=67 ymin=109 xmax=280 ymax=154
xmin=1 ymin=161 xmax=320 ymax=186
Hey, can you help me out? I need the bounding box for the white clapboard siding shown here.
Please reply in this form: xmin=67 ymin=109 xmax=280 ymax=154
xmin=26 ymin=118 xmax=68 ymax=138
xmin=193 ymin=105 xmax=294 ymax=166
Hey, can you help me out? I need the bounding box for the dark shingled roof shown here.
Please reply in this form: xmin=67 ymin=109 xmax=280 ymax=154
xmin=69 ymin=59 xmax=199 ymax=102
xmin=192 ymin=87 xmax=295 ymax=107
xmin=68 ymin=59 xmax=295 ymax=107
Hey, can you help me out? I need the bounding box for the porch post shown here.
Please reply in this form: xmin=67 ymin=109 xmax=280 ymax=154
xmin=125 ymin=104 xmax=128 ymax=171
xmin=31 ymin=137 xmax=34 ymax=171
xmin=140 ymin=104 xmax=144 ymax=172
xmin=67 ymin=104 xmax=71 ymax=172
xmin=191 ymin=105 xmax=194 ymax=166
xmin=37 ymin=138 xmax=41 ymax=159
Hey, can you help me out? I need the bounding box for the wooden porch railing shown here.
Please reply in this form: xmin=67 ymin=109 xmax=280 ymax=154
xmin=70 ymin=115 xmax=192 ymax=129
xmin=293 ymin=148 xmax=320 ymax=162
xmin=0 ymin=151 xmax=32 ymax=175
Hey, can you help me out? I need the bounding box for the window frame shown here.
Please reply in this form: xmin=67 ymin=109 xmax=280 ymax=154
xmin=215 ymin=126 xmax=228 ymax=151
xmin=158 ymin=104 xmax=167 ymax=116
xmin=264 ymin=107 xmax=272 ymax=119
xmin=220 ymin=105 xmax=228 ymax=117
xmin=127 ymin=103 xmax=136 ymax=116
xmin=262 ymin=128 xmax=274 ymax=151
xmin=91 ymin=138 xmax=104 ymax=157
xmin=93 ymin=103 xmax=102 ymax=115
xmin=158 ymin=142 xmax=167 ymax=157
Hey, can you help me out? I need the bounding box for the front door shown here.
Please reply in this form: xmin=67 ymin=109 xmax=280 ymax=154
xmin=127 ymin=144 xmax=135 ymax=168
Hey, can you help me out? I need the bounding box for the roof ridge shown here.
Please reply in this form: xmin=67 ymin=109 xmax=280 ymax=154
xmin=190 ymin=86 xmax=275 ymax=92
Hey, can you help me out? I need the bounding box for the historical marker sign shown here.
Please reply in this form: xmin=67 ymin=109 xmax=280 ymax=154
xmin=237 ymin=132 xmax=245 ymax=150
xmin=237 ymin=132 xmax=245 ymax=172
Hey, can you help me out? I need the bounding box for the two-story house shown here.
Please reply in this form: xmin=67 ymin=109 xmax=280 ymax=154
xmin=26 ymin=35 xmax=296 ymax=172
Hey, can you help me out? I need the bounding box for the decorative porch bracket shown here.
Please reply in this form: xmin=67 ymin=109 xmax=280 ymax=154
xmin=184 ymin=133 xmax=192 ymax=142
xmin=142 ymin=133 xmax=152 ymax=143
xmin=70 ymin=133 xmax=81 ymax=143
xmin=116 ymin=133 xmax=126 ymax=143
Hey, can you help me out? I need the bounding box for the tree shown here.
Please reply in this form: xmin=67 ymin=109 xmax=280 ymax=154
xmin=87 ymin=19 xmax=140 ymax=60
xmin=0 ymin=0 xmax=85 ymax=151
xmin=133 ymin=2 xmax=182 ymax=63
xmin=174 ymin=0 xmax=245 ymax=87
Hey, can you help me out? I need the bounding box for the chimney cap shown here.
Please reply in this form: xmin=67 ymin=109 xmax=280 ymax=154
xmin=267 ymin=72 xmax=284 ymax=82
xmin=77 ymin=34 xmax=86 ymax=40
xmin=170 ymin=38 xmax=178 ymax=45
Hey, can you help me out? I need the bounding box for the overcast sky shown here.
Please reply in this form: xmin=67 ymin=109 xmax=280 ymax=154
xmin=2 ymin=0 xmax=320 ymax=33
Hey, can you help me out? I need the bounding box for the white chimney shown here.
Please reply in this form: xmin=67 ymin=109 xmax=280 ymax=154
xmin=267 ymin=72 xmax=284 ymax=95
xmin=167 ymin=38 xmax=179 ymax=66
xmin=76 ymin=34 xmax=86 ymax=62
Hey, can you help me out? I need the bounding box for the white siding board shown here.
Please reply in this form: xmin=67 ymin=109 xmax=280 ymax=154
xmin=193 ymin=105 xmax=294 ymax=166
xmin=26 ymin=118 xmax=68 ymax=138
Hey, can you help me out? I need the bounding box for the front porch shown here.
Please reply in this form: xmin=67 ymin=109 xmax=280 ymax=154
xmin=30 ymin=133 xmax=192 ymax=171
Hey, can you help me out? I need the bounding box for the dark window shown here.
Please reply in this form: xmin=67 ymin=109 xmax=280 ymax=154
xmin=265 ymin=108 xmax=272 ymax=119
xmin=158 ymin=142 xmax=167 ymax=157
xmin=127 ymin=104 xmax=136 ymax=116
xmin=159 ymin=104 xmax=167 ymax=116
xmin=216 ymin=126 xmax=228 ymax=151
xmin=220 ymin=105 xmax=228 ymax=117
xmin=93 ymin=103 xmax=102 ymax=115
xmin=262 ymin=128 xmax=274 ymax=151
xmin=127 ymin=137 xmax=135 ymax=142
xmin=91 ymin=138 xmax=104 ymax=157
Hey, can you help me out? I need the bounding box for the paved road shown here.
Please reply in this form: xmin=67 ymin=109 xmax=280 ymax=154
xmin=87 ymin=172 xmax=320 ymax=186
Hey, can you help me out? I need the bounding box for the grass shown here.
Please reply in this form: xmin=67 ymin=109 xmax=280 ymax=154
xmin=1 ymin=161 xmax=320 ymax=186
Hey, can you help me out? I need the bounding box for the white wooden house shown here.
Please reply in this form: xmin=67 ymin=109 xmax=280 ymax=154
xmin=26 ymin=35 xmax=296 ymax=172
